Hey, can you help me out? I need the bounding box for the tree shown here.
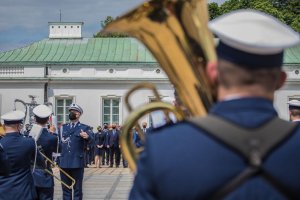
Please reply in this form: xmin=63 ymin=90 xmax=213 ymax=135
xmin=215 ymin=0 xmax=299 ymax=32
xmin=94 ymin=16 xmax=129 ymax=38
xmin=208 ymin=2 xmax=221 ymax=20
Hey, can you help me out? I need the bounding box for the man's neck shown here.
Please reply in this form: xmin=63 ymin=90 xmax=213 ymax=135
xmin=5 ymin=127 xmax=19 ymax=134
xmin=218 ymin=86 xmax=274 ymax=101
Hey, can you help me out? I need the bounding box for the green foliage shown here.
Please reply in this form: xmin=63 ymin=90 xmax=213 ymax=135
xmin=208 ymin=0 xmax=300 ymax=32
xmin=94 ymin=16 xmax=129 ymax=38
xmin=208 ymin=2 xmax=221 ymax=20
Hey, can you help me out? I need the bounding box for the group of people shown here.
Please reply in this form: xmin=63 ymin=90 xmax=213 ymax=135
xmin=86 ymin=123 xmax=128 ymax=169
xmin=0 ymin=8 xmax=300 ymax=200
xmin=0 ymin=103 xmax=94 ymax=200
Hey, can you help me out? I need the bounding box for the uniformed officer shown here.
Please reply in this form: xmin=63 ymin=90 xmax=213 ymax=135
xmin=59 ymin=103 xmax=93 ymax=200
xmin=287 ymin=99 xmax=300 ymax=122
xmin=31 ymin=104 xmax=58 ymax=200
xmin=0 ymin=110 xmax=37 ymax=199
xmin=130 ymin=10 xmax=300 ymax=199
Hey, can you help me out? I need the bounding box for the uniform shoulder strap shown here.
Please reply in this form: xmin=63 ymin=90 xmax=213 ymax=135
xmin=188 ymin=115 xmax=297 ymax=166
xmin=188 ymin=115 xmax=298 ymax=200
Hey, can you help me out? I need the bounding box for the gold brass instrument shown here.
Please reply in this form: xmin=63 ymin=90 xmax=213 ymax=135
xmin=0 ymin=123 xmax=5 ymax=137
xmin=103 ymin=0 xmax=216 ymax=171
xmin=38 ymin=151 xmax=76 ymax=190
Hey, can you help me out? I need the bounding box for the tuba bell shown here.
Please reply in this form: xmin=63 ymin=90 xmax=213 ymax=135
xmin=103 ymin=0 xmax=217 ymax=171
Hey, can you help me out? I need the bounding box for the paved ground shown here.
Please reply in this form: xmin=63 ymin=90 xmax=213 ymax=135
xmin=53 ymin=165 xmax=134 ymax=200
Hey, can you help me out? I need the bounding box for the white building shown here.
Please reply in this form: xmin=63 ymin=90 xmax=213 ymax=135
xmin=0 ymin=22 xmax=299 ymax=128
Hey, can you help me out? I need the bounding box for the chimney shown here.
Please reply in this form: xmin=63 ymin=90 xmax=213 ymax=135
xmin=48 ymin=22 xmax=83 ymax=39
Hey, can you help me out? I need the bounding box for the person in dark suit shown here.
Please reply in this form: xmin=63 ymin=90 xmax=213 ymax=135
xmin=109 ymin=123 xmax=120 ymax=168
xmin=0 ymin=110 xmax=37 ymax=199
xmin=102 ymin=123 xmax=110 ymax=165
xmin=130 ymin=10 xmax=300 ymax=200
xmin=59 ymin=103 xmax=93 ymax=200
xmin=31 ymin=104 xmax=58 ymax=200
xmin=94 ymin=126 xmax=105 ymax=168
xmin=287 ymin=100 xmax=300 ymax=122
xmin=0 ymin=143 xmax=10 ymax=175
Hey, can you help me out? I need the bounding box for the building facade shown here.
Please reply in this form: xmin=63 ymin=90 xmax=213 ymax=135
xmin=0 ymin=22 xmax=299 ymax=128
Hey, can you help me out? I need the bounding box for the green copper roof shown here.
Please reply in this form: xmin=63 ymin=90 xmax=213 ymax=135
xmin=284 ymin=45 xmax=300 ymax=64
xmin=0 ymin=37 xmax=299 ymax=65
xmin=0 ymin=38 xmax=156 ymax=64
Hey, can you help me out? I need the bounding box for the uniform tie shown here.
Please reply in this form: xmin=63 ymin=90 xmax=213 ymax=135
xmin=71 ymin=123 xmax=75 ymax=129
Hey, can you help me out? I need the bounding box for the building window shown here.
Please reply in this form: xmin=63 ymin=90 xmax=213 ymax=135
xmin=103 ymin=98 xmax=120 ymax=125
xmin=56 ymin=98 xmax=73 ymax=124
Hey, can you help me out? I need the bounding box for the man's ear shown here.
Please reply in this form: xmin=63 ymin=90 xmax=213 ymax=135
xmin=206 ymin=61 xmax=218 ymax=84
xmin=276 ymin=71 xmax=287 ymax=90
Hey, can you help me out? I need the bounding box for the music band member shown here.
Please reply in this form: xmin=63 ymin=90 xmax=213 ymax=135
xmin=0 ymin=110 xmax=37 ymax=199
xmin=32 ymin=104 xmax=58 ymax=200
xmin=130 ymin=10 xmax=300 ymax=199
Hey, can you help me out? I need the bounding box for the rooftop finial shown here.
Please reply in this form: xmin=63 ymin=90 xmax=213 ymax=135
xmin=60 ymin=9 xmax=62 ymax=22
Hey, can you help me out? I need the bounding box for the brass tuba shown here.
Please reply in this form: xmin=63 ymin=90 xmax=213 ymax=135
xmin=103 ymin=0 xmax=216 ymax=171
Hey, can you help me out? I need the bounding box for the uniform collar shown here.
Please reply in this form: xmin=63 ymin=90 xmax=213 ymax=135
xmin=4 ymin=132 xmax=21 ymax=137
xmin=209 ymin=97 xmax=278 ymax=128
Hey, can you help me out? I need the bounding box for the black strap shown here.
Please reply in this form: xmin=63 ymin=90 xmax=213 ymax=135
xmin=188 ymin=115 xmax=298 ymax=199
xmin=189 ymin=115 xmax=297 ymax=167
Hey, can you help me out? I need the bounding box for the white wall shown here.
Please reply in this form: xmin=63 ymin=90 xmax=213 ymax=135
xmin=0 ymin=83 xmax=45 ymax=124
xmin=48 ymin=81 xmax=174 ymax=129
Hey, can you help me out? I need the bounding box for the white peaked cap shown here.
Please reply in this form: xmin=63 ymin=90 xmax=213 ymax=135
xmin=288 ymin=100 xmax=300 ymax=108
xmin=209 ymin=9 xmax=300 ymax=55
xmin=1 ymin=110 xmax=25 ymax=124
xmin=68 ymin=103 xmax=83 ymax=114
xmin=33 ymin=105 xmax=52 ymax=118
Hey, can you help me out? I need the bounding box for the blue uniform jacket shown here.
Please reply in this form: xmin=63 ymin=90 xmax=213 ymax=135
xmin=32 ymin=128 xmax=58 ymax=188
xmin=0 ymin=143 xmax=10 ymax=175
xmin=0 ymin=132 xmax=37 ymax=200
xmin=59 ymin=122 xmax=93 ymax=168
xmin=130 ymin=98 xmax=300 ymax=200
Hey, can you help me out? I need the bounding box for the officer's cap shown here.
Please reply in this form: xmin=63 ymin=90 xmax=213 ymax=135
xmin=209 ymin=9 xmax=300 ymax=68
xmin=33 ymin=105 xmax=52 ymax=118
xmin=68 ymin=103 xmax=83 ymax=114
xmin=1 ymin=110 xmax=25 ymax=125
xmin=288 ymin=100 xmax=300 ymax=109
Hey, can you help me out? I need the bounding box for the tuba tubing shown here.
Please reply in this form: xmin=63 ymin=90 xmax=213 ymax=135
xmin=103 ymin=0 xmax=216 ymax=171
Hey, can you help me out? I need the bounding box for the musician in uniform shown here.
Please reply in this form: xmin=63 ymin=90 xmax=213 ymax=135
xmin=59 ymin=103 xmax=93 ymax=200
xmin=32 ymin=104 xmax=58 ymax=200
xmin=130 ymin=10 xmax=300 ymax=199
xmin=287 ymin=99 xmax=300 ymax=122
xmin=0 ymin=110 xmax=37 ymax=199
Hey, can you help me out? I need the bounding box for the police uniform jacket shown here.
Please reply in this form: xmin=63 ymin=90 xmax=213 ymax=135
xmin=0 ymin=143 xmax=10 ymax=175
xmin=59 ymin=122 xmax=93 ymax=168
xmin=130 ymin=98 xmax=300 ymax=199
xmin=0 ymin=132 xmax=37 ymax=200
xmin=32 ymin=128 xmax=58 ymax=188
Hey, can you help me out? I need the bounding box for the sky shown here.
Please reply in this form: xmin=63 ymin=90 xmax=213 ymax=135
xmin=0 ymin=0 xmax=225 ymax=52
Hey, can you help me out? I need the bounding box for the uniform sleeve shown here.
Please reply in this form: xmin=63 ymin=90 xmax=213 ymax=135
xmin=129 ymin=140 xmax=157 ymax=200
xmin=0 ymin=144 xmax=10 ymax=175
